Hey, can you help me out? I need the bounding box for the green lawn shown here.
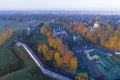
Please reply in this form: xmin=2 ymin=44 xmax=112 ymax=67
xmin=0 ymin=67 xmax=32 ymax=80
xmin=0 ymin=66 xmax=55 ymax=80
xmin=0 ymin=33 xmax=15 ymax=68
xmin=0 ymin=48 xmax=10 ymax=68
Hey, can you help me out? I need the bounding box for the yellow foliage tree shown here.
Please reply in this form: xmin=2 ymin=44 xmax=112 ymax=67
xmin=54 ymin=52 xmax=63 ymax=67
xmin=63 ymin=51 xmax=73 ymax=67
xmin=38 ymin=44 xmax=43 ymax=53
xmin=70 ymin=57 xmax=78 ymax=71
xmin=0 ymin=29 xmax=14 ymax=45
xmin=40 ymin=25 xmax=48 ymax=35
xmin=77 ymin=73 xmax=88 ymax=80
xmin=42 ymin=44 xmax=48 ymax=53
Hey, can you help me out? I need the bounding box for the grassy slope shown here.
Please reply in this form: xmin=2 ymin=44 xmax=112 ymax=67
xmin=0 ymin=32 xmax=16 ymax=68
xmin=0 ymin=66 xmax=54 ymax=80
xmin=0 ymin=67 xmax=32 ymax=80
xmin=0 ymin=48 xmax=10 ymax=68
xmin=0 ymin=21 xmax=54 ymax=80
xmin=0 ymin=20 xmax=36 ymax=68
xmin=0 ymin=37 xmax=54 ymax=80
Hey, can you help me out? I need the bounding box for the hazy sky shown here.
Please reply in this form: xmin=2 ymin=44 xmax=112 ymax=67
xmin=0 ymin=0 xmax=120 ymax=11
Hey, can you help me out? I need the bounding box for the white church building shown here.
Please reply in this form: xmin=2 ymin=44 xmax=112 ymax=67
xmin=90 ymin=22 xmax=99 ymax=31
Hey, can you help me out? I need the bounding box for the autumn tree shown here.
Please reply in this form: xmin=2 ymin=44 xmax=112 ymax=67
xmin=48 ymin=36 xmax=64 ymax=51
xmin=70 ymin=57 xmax=78 ymax=71
xmin=0 ymin=29 xmax=14 ymax=45
xmin=57 ymin=42 xmax=64 ymax=53
xmin=86 ymin=24 xmax=114 ymax=46
xmin=106 ymin=28 xmax=120 ymax=51
xmin=38 ymin=44 xmax=44 ymax=57
xmin=40 ymin=24 xmax=52 ymax=36
xmin=63 ymin=51 xmax=73 ymax=67
xmin=40 ymin=25 xmax=48 ymax=35
xmin=77 ymin=73 xmax=88 ymax=80
xmin=54 ymin=52 xmax=63 ymax=67
xmin=75 ymin=22 xmax=88 ymax=36
xmin=48 ymin=37 xmax=56 ymax=48
xmin=39 ymin=23 xmax=78 ymax=72
xmin=47 ymin=31 xmax=54 ymax=38
xmin=38 ymin=44 xmax=54 ymax=61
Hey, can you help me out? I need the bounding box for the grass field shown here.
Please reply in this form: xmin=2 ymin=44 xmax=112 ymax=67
xmin=0 ymin=20 xmax=54 ymax=80
xmin=0 ymin=48 xmax=10 ymax=68
xmin=0 ymin=19 xmax=37 ymax=68
xmin=0 ymin=45 xmax=53 ymax=80
xmin=0 ymin=66 xmax=54 ymax=80
xmin=0 ymin=20 xmax=37 ymax=34
xmin=0 ymin=67 xmax=32 ymax=80
xmin=0 ymin=32 xmax=15 ymax=68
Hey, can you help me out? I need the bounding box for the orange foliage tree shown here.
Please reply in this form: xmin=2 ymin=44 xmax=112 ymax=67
xmin=39 ymin=24 xmax=78 ymax=72
xmin=75 ymin=22 xmax=88 ymax=36
xmin=70 ymin=57 xmax=78 ymax=71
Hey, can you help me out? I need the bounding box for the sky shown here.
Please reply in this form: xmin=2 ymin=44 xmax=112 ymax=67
xmin=0 ymin=0 xmax=120 ymax=11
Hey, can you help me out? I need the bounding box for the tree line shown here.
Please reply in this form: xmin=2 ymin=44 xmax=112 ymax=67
xmin=38 ymin=24 xmax=78 ymax=73
xmin=0 ymin=29 xmax=14 ymax=45
xmin=63 ymin=22 xmax=120 ymax=52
